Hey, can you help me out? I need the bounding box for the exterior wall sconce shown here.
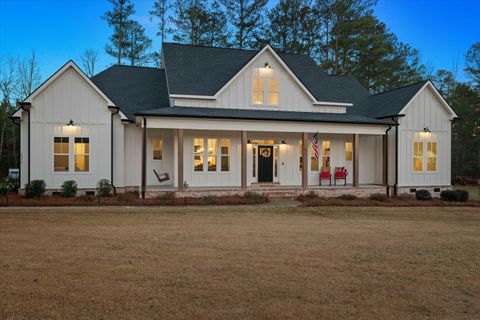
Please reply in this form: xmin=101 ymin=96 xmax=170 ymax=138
xmin=281 ymin=140 xmax=286 ymax=144
xmin=67 ymin=119 xmax=74 ymax=126
xmin=247 ymin=140 xmax=252 ymax=144
xmin=423 ymin=127 xmax=430 ymax=133
xmin=264 ymin=62 xmax=270 ymax=69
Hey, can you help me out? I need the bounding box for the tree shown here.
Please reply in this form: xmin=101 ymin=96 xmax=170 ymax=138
xmin=150 ymin=0 xmax=171 ymax=66
xmin=80 ymin=49 xmax=98 ymax=77
xmin=221 ymin=0 xmax=268 ymax=49
xmin=17 ymin=51 xmax=41 ymax=100
xmin=205 ymin=1 xmax=230 ymax=47
xmin=432 ymin=69 xmax=456 ymax=99
xmin=102 ymin=0 xmax=135 ymax=65
xmin=123 ymin=21 xmax=153 ymax=66
xmin=170 ymin=0 xmax=211 ymax=45
xmin=465 ymin=42 xmax=480 ymax=90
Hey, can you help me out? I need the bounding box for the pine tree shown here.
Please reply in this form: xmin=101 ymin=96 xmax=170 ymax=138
xmin=220 ymin=0 xmax=268 ymax=49
xmin=102 ymin=0 xmax=135 ymax=65
xmin=170 ymin=0 xmax=210 ymax=45
xmin=205 ymin=1 xmax=230 ymax=47
xmin=150 ymin=0 xmax=171 ymax=65
xmin=465 ymin=42 xmax=480 ymax=90
xmin=123 ymin=21 xmax=153 ymax=66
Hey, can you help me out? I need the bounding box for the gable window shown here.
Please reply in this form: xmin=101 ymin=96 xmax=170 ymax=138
xmin=54 ymin=137 xmax=69 ymax=172
xmin=252 ymin=72 xmax=279 ymax=106
xmin=153 ymin=139 xmax=163 ymax=160
xmin=413 ymin=142 xmax=424 ymax=172
xmin=322 ymin=141 xmax=331 ymax=168
xmin=268 ymin=79 xmax=279 ymax=105
xmin=74 ymin=137 xmax=89 ymax=172
xmin=194 ymin=138 xmax=204 ymax=172
xmin=427 ymin=142 xmax=437 ymax=172
xmin=345 ymin=142 xmax=352 ymax=161
xmin=220 ymin=139 xmax=230 ymax=172
xmin=253 ymin=78 xmax=264 ymax=105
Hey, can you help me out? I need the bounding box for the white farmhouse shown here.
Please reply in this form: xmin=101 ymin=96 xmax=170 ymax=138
xmin=10 ymin=43 xmax=458 ymax=198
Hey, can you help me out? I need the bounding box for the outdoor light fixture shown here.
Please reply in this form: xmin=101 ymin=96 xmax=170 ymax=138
xmin=423 ymin=127 xmax=430 ymax=133
xmin=264 ymin=62 xmax=271 ymax=69
xmin=281 ymin=140 xmax=286 ymax=144
xmin=247 ymin=140 xmax=252 ymax=144
xmin=67 ymin=119 xmax=74 ymax=126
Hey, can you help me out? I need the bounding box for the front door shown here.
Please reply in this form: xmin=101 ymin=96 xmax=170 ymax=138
xmin=258 ymin=145 xmax=273 ymax=182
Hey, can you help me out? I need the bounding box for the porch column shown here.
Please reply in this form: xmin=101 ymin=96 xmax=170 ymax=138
xmin=302 ymin=132 xmax=308 ymax=189
xmin=353 ymin=134 xmax=359 ymax=187
xmin=177 ymin=129 xmax=184 ymax=191
xmin=141 ymin=118 xmax=147 ymax=199
xmin=241 ymin=131 xmax=247 ymax=189
xmin=382 ymin=134 xmax=388 ymax=186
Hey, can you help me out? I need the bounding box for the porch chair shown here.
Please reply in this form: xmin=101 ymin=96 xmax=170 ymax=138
xmin=153 ymin=169 xmax=170 ymax=183
xmin=319 ymin=166 xmax=331 ymax=186
xmin=334 ymin=167 xmax=348 ymax=186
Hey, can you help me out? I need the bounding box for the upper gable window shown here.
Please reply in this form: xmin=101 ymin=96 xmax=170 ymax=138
xmin=252 ymin=68 xmax=279 ymax=106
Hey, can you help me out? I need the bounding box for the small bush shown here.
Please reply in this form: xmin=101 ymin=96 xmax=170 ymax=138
xmin=415 ymin=189 xmax=432 ymax=201
xmin=156 ymin=191 xmax=176 ymax=201
xmin=61 ymin=180 xmax=78 ymax=197
xmin=304 ymin=191 xmax=318 ymax=199
xmin=369 ymin=193 xmax=388 ymax=202
xmin=440 ymin=190 xmax=460 ymax=202
xmin=96 ymin=179 xmax=112 ymax=197
xmin=117 ymin=192 xmax=136 ymax=202
xmin=25 ymin=180 xmax=46 ymax=198
xmin=338 ymin=194 xmax=357 ymax=200
xmin=0 ymin=185 xmax=8 ymax=197
xmin=456 ymin=189 xmax=469 ymax=202
xmin=398 ymin=192 xmax=414 ymax=200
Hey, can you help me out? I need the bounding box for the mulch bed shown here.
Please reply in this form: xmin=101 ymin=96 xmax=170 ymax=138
xmin=297 ymin=194 xmax=480 ymax=207
xmin=0 ymin=193 xmax=269 ymax=207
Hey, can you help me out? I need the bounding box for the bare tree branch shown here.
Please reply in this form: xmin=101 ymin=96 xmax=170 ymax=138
xmin=80 ymin=49 xmax=99 ymax=77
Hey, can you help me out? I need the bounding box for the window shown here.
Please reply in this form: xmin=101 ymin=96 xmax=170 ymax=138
xmin=253 ymin=78 xmax=264 ymax=105
xmin=345 ymin=142 xmax=352 ymax=161
xmin=220 ymin=139 xmax=230 ymax=172
xmin=299 ymin=140 xmax=303 ymax=171
xmin=310 ymin=144 xmax=319 ymax=171
xmin=427 ymin=142 xmax=437 ymax=172
xmin=274 ymin=145 xmax=279 ymax=177
xmin=252 ymin=146 xmax=257 ymax=178
xmin=153 ymin=139 xmax=163 ymax=160
xmin=54 ymin=137 xmax=69 ymax=172
xmin=74 ymin=137 xmax=89 ymax=172
xmin=207 ymin=139 xmax=217 ymax=171
xmin=194 ymin=138 xmax=204 ymax=171
xmin=322 ymin=141 xmax=330 ymax=168
xmin=413 ymin=141 xmax=423 ymax=172
xmin=268 ymin=79 xmax=279 ymax=105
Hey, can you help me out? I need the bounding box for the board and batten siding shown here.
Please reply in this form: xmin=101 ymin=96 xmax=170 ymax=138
xmin=22 ymin=66 xmax=116 ymax=190
xmin=172 ymin=50 xmax=346 ymax=113
xmin=397 ymin=86 xmax=452 ymax=186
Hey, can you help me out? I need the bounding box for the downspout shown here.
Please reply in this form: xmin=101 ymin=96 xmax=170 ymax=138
xmin=110 ymin=107 xmax=120 ymax=194
xmin=141 ymin=117 xmax=147 ymax=199
xmin=392 ymin=116 xmax=399 ymax=196
xmin=385 ymin=125 xmax=392 ymax=197
xmin=20 ymin=103 xmax=31 ymax=184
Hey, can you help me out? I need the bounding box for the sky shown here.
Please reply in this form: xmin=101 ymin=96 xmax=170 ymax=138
xmin=0 ymin=0 xmax=478 ymax=83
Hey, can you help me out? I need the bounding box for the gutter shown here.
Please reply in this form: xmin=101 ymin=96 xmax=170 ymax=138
xmin=19 ymin=102 xmax=31 ymax=184
xmin=392 ymin=116 xmax=399 ymax=196
xmin=385 ymin=125 xmax=392 ymax=196
xmin=109 ymin=106 xmax=120 ymax=194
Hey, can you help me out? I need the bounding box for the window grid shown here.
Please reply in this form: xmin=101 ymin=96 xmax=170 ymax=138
xmin=345 ymin=142 xmax=353 ymax=161
xmin=54 ymin=137 xmax=69 ymax=172
xmin=220 ymin=139 xmax=230 ymax=172
xmin=153 ymin=139 xmax=163 ymax=160
xmin=413 ymin=141 xmax=424 ymax=172
xmin=74 ymin=137 xmax=89 ymax=172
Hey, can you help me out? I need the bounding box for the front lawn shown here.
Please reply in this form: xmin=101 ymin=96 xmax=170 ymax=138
xmin=1 ymin=206 xmax=479 ymax=319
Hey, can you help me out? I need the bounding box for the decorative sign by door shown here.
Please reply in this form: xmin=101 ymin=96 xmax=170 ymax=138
xmin=260 ymin=147 xmax=272 ymax=158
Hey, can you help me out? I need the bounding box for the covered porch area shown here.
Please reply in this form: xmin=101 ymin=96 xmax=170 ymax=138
xmin=136 ymin=115 xmax=394 ymax=198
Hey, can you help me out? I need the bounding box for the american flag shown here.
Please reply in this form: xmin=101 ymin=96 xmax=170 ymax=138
xmin=311 ymin=132 xmax=319 ymax=160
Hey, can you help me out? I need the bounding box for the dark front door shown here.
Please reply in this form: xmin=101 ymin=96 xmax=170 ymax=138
xmin=258 ymin=145 xmax=273 ymax=182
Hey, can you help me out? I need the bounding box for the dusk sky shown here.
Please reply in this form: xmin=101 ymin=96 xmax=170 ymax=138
xmin=0 ymin=0 xmax=478 ymax=82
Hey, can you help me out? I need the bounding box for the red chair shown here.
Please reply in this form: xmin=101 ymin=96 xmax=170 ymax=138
xmin=334 ymin=167 xmax=348 ymax=186
xmin=319 ymin=166 xmax=331 ymax=186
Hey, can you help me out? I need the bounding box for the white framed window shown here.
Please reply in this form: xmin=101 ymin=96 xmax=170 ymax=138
xmin=220 ymin=139 xmax=230 ymax=172
xmin=322 ymin=141 xmax=331 ymax=168
xmin=252 ymin=145 xmax=257 ymax=178
xmin=54 ymin=137 xmax=69 ymax=172
xmin=152 ymin=139 xmax=163 ymax=160
xmin=207 ymin=139 xmax=217 ymax=172
xmin=252 ymin=70 xmax=279 ymax=106
xmin=268 ymin=79 xmax=279 ymax=105
xmin=427 ymin=142 xmax=437 ymax=172
xmin=345 ymin=142 xmax=352 ymax=161
xmin=253 ymin=78 xmax=264 ymax=105
xmin=413 ymin=141 xmax=424 ymax=172
xmin=194 ymin=138 xmax=204 ymax=172
xmin=74 ymin=137 xmax=89 ymax=172
xmin=310 ymin=143 xmax=319 ymax=171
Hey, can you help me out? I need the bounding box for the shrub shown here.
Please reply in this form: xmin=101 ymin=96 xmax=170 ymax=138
xmin=338 ymin=194 xmax=357 ymax=200
xmin=398 ymin=192 xmax=414 ymax=200
xmin=156 ymin=191 xmax=176 ymax=201
xmin=0 ymin=185 xmax=8 ymax=197
xmin=117 ymin=192 xmax=136 ymax=202
xmin=440 ymin=190 xmax=460 ymax=202
xmin=456 ymin=189 xmax=469 ymax=202
xmin=25 ymin=180 xmax=46 ymax=198
xmin=96 ymin=179 xmax=112 ymax=197
xmin=415 ymin=189 xmax=432 ymax=201
xmin=304 ymin=191 xmax=318 ymax=199
xmin=369 ymin=193 xmax=388 ymax=202
xmin=61 ymin=180 xmax=78 ymax=197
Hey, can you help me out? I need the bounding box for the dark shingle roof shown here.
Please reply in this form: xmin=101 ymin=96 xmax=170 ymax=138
xmin=354 ymin=81 xmax=428 ymax=118
xmin=91 ymin=65 xmax=170 ymax=119
xmin=135 ymin=106 xmax=395 ymax=125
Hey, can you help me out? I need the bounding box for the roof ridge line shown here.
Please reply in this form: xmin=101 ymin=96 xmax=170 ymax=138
xmin=163 ymin=42 xmax=260 ymax=53
xmin=370 ymin=80 xmax=428 ymax=96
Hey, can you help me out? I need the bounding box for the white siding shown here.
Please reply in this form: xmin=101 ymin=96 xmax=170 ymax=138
xmin=396 ymin=86 xmax=452 ymax=186
xmin=172 ymin=50 xmax=346 ymax=113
